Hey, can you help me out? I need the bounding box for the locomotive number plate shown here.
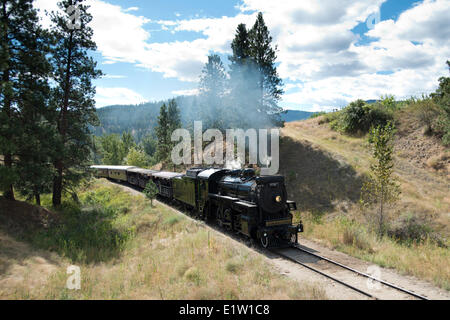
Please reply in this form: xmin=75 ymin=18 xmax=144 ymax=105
xmin=266 ymin=218 xmax=292 ymax=227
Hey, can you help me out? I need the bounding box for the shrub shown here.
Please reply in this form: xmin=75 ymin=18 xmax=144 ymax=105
xmin=318 ymin=110 xmax=340 ymax=125
xmin=342 ymin=226 xmax=373 ymax=252
xmin=339 ymin=100 xmax=393 ymax=134
xmin=379 ymin=94 xmax=397 ymax=110
xmin=387 ymin=213 xmax=445 ymax=246
xmin=413 ymin=98 xmax=442 ymax=135
xmin=143 ymin=181 xmax=159 ymax=206
xmin=184 ymin=267 xmax=202 ymax=285
xmin=339 ymin=217 xmax=374 ymax=252
xmin=310 ymin=111 xmax=327 ymax=119
xmin=431 ymin=61 xmax=450 ymax=145
xmin=225 ymin=259 xmax=243 ymax=274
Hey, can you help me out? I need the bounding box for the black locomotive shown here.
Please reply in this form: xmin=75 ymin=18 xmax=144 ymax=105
xmin=91 ymin=165 xmax=303 ymax=248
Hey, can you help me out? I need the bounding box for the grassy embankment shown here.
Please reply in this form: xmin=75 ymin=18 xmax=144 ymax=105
xmin=282 ymin=102 xmax=449 ymax=290
xmin=0 ymin=180 xmax=326 ymax=299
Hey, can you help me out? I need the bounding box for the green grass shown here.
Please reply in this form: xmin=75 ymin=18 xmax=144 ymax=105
xmin=23 ymin=183 xmax=139 ymax=264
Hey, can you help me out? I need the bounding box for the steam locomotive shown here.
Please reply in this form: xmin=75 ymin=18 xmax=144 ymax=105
xmin=91 ymin=165 xmax=303 ymax=248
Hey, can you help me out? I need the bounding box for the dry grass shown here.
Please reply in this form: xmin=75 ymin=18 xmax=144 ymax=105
xmin=426 ymin=151 xmax=450 ymax=172
xmin=284 ymin=117 xmax=450 ymax=230
xmin=300 ymin=213 xmax=450 ymax=290
xmin=284 ymin=116 xmax=450 ymax=290
xmin=0 ymin=180 xmax=327 ymax=300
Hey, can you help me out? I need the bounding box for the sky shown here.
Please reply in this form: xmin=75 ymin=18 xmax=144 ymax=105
xmin=34 ymin=0 xmax=450 ymax=111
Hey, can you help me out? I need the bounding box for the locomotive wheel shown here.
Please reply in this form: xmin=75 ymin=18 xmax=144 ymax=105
xmin=260 ymin=235 xmax=270 ymax=248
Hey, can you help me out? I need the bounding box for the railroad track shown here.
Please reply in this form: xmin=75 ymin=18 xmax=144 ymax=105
xmin=112 ymin=181 xmax=431 ymax=300
xmin=272 ymin=245 xmax=429 ymax=300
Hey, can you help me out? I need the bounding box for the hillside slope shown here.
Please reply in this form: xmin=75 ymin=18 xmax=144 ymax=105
xmin=281 ymin=116 xmax=449 ymax=232
xmin=279 ymin=116 xmax=449 ymax=289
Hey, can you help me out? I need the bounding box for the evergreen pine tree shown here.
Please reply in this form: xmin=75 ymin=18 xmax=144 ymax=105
xmin=48 ymin=0 xmax=102 ymax=206
xmin=248 ymin=12 xmax=284 ymax=127
xmin=155 ymin=103 xmax=170 ymax=162
xmin=228 ymin=23 xmax=258 ymax=128
xmin=167 ymin=99 xmax=181 ymax=133
xmin=198 ymin=55 xmax=227 ymax=129
xmin=0 ymin=0 xmax=53 ymax=201
xmin=230 ymin=24 xmax=251 ymax=65
xmin=121 ymin=131 xmax=136 ymax=156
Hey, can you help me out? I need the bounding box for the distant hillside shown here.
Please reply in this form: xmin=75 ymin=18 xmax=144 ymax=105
xmin=94 ymin=97 xmax=314 ymax=141
xmin=93 ymin=95 xmax=203 ymax=141
xmin=281 ymin=110 xmax=314 ymax=122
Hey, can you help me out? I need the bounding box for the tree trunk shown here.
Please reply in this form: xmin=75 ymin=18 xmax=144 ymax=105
xmin=378 ymin=184 xmax=384 ymax=237
xmin=3 ymin=154 xmax=14 ymax=200
xmin=1 ymin=2 xmax=14 ymax=201
xmin=52 ymin=161 xmax=63 ymax=206
xmin=35 ymin=193 xmax=41 ymax=206
xmin=52 ymin=30 xmax=74 ymax=207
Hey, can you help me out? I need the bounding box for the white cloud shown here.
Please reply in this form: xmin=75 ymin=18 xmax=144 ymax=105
xmin=34 ymin=0 xmax=450 ymax=110
xmin=124 ymin=7 xmax=139 ymax=12
xmin=251 ymin=0 xmax=450 ymax=110
xmin=95 ymin=87 xmax=147 ymax=107
xmin=102 ymin=74 xmax=127 ymax=79
xmin=171 ymin=89 xmax=199 ymax=96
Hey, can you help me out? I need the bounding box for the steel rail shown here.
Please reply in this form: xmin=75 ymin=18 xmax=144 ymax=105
xmin=292 ymin=244 xmax=429 ymax=300
xmin=272 ymin=248 xmax=376 ymax=299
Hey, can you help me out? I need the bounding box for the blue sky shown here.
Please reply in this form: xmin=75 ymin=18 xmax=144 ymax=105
xmin=35 ymin=0 xmax=450 ymax=111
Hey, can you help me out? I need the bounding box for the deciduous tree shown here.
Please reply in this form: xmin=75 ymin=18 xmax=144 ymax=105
xmin=143 ymin=180 xmax=158 ymax=207
xmin=360 ymin=122 xmax=400 ymax=235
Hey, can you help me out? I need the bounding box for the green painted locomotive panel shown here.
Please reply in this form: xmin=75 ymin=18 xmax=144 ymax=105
xmin=173 ymin=176 xmax=196 ymax=207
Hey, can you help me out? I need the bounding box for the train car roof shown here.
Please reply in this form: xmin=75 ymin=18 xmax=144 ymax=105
xmin=152 ymin=171 xmax=183 ymax=179
xmin=197 ymin=168 xmax=229 ymax=180
xmin=127 ymin=168 xmax=158 ymax=175
xmin=91 ymin=165 xmax=137 ymax=170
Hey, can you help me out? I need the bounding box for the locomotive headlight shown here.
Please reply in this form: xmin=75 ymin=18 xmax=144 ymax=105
xmin=275 ymin=196 xmax=282 ymax=203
